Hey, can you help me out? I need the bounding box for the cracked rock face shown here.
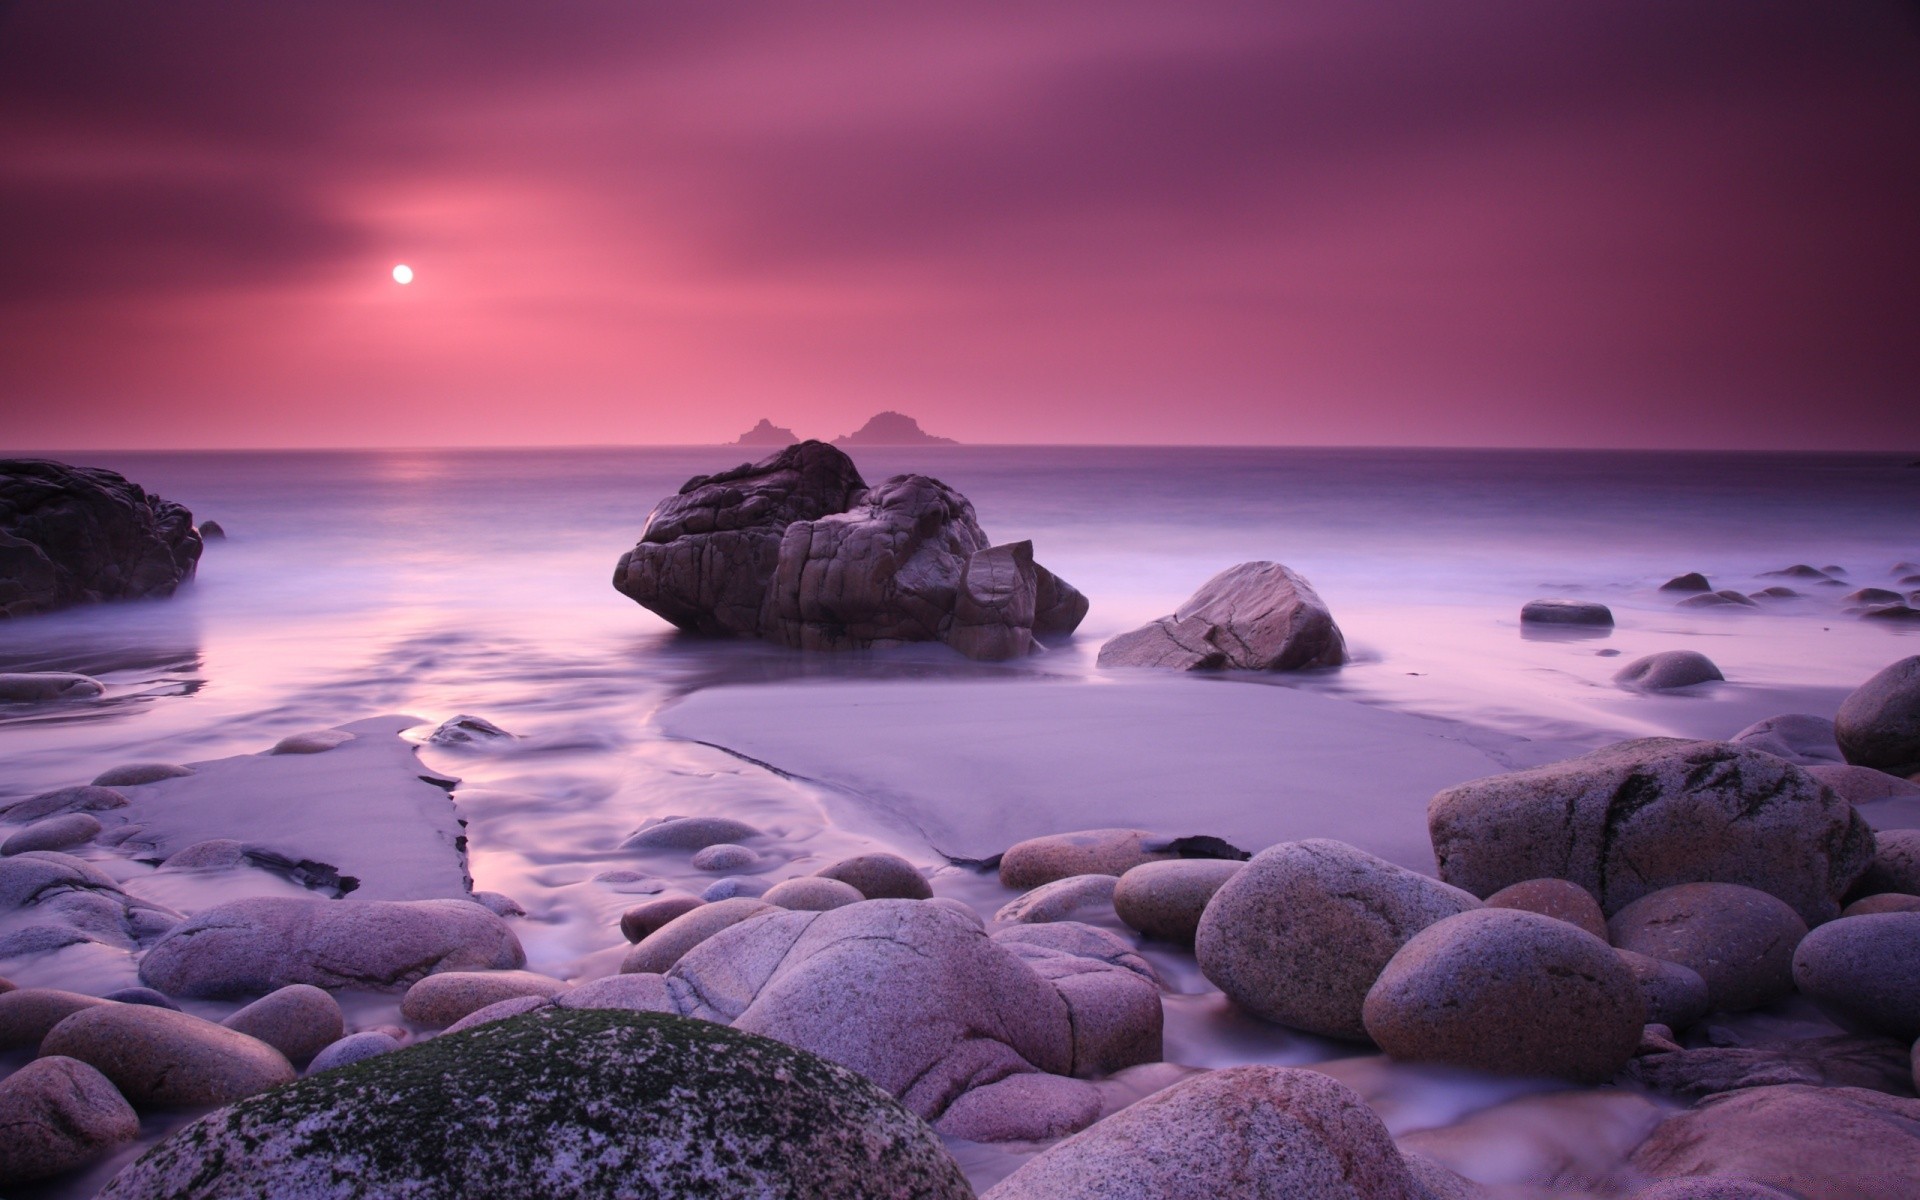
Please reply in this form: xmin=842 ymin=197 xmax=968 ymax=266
xmin=98 ymin=1008 xmax=972 ymax=1200
xmin=613 ymin=441 xmax=1085 ymax=659
xmin=1428 ymin=738 xmax=1875 ymax=925
xmin=1097 ymin=560 xmax=1345 ymax=671
xmin=0 ymin=459 xmax=202 ymax=618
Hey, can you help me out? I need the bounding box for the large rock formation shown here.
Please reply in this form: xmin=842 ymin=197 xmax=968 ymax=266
xmin=1098 ymin=561 xmax=1346 ymax=671
xmin=0 ymin=459 xmax=202 ymax=618
xmin=612 ymin=441 xmax=1085 ymax=659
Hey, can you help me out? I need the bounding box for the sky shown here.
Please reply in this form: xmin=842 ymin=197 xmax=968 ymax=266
xmin=2 ymin=1 xmax=1918 ymax=451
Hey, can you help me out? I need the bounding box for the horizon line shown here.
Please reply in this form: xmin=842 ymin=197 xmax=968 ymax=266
xmin=7 ymin=441 xmax=1919 ymax=458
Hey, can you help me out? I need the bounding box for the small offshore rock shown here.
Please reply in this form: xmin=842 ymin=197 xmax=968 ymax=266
xmin=620 ymin=896 xmax=774 ymax=975
xmin=91 ymin=762 xmax=193 ymax=787
xmin=1618 ymin=949 xmax=1711 ymax=1031
xmin=306 ymin=1030 xmax=401 ymax=1074
xmin=621 ymin=814 xmax=762 ymax=851
xmin=269 ymin=729 xmax=355 ymax=754
xmin=42 ymin=1003 xmax=295 ymax=1109
xmin=0 ymin=1055 xmax=139 ymax=1186
xmin=995 ymin=874 xmax=1117 ymax=925
xmin=400 ymin=969 xmax=569 ymax=1028
xmin=690 ymin=842 xmax=760 ymax=872
xmin=1728 ymin=714 xmax=1844 ymax=765
xmin=99 ymin=1009 xmax=974 ymax=1200
xmin=999 ymin=828 xmax=1177 ymax=891
xmin=1097 ymin=560 xmax=1347 ymax=671
xmin=1847 ymin=587 xmax=1905 ymax=607
xmin=1363 ymin=908 xmax=1645 ymax=1083
xmin=426 ymin=713 xmax=514 ymax=746
xmin=1792 ymin=912 xmax=1920 ymax=1039
xmin=1484 ymin=877 xmax=1608 ymax=940
xmin=1 ymin=812 xmax=103 ymax=855
xmin=221 ymin=984 xmax=344 ymax=1063
xmin=1629 ymin=1085 xmax=1920 ymax=1200
xmin=981 ymin=1065 xmax=1428 ymax=1200
xmin=1 ymin=784 xmax=129 ymax=823
xmin=196 ymin=519 xmax=225 ymax=539
xmin=1680 ymin=589 xmax=1760 ymax=609
xmin=1195 ymin=838 xmax=1479 ymax=1039
xmin=619 ymin=894 xmax=705 ymax=942
xmin=815 ymin=851 xmax=932 ymax=900
xmin=1521 ymin=598 xmax=1614 ymax=625
xmin=0 ymin=988 xmax=110 ymax=1050
xmin=1112 ymin=858 xmax=1244 ymax=943
xmin=1609 ymin=883 xmax=1808 ymax=1012
xmin=761 ymin=875 xmax=865 ymax=912
xmin=1660 ymin=572 xmax=1712 ymax=593
xmin=1615 ymin=650 xmax=1724 ymax=691
xmin=1835 ymin=656 xmax=1920 ymax=774
xmin=0 ymin=672 xmax=106 ymax=703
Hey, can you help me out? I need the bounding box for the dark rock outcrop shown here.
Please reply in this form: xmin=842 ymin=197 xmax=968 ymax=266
xmin=0 ymin=459 xmax=202 ymax=618
xmin=613 ymin=442 xmax=1084 ymax=659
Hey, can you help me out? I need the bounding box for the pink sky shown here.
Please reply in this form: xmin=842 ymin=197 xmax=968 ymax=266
xmin=2 ymin=1 xmax=1917 ymax=450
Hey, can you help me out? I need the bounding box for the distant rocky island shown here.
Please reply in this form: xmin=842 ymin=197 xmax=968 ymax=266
xmin=833 ymin=411 xmax=957 ymax=447
xmin=731 ymin=419 xmax=799 ymax=446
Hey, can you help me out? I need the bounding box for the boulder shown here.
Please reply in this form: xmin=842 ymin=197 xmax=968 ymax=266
xmin=1846 ymin=893 xmax=1920 ymax=916
xmin=269 ymin=729 xmax=355 ymax=754
xmin=933 ymin=1072 xmax=1103 ymax=1142
xmin=0 ymin=784 xmax=128 ymax=823
xmin=0 ymin=459 xmax=202 ymax=617
xmin=620 ymin=814 xmax=762 ymax=851
xmin=1609 ymin=883 xmax=1807 ymax=1012
xmin=197 ymin=519 xmax=224 ymax=539
xmin=220 ymin=984 xmax=343 ymax=1064
xmin=1625 ymin=1033 xmax=1916 ymax=1100
xmin=306 ymin=1030 xmax=401 ymax=1075
xmin=98 ymin=1009 xmax=972 ymax=1200
xmin=1680 ymin=590 xmax=1759 ymax=609
xmin=1846 ymin=587 xmax=1906 ymax=607
xmin=401 ymin=969 xmax=569 ymax=1028
xmin=1428 ymin=738 xmax=1874 ymax=924
xmin=0 ymin=672 xmax=104 ymax=702
xmin=1483 ymin=877 xmax=1608 ymax=940
xmin=1618 ymin=949 xmax=1711 ymax=1031
xmin=1852 ymin=827 xmax=1920 ymax=896
xmin=425 ymin=714 xmax=514 ymax=746
xmin=1113 ymin=858 xmax=1244 ymax=943
xmin=92 ymin=762 xmax=193 ymax=786
xmin=1629 ymin=1085 xmax=1920 ymax=1200
xmin=613 ymin=442 xmax=1083 ymax=660
xmin=1363 ymin=909 xmax=1645 ymax=1082
xmin=815 ymin=851 xmax=932 ymax=900
xmin=443 ymin=994 xmax=553 ymax=1034
xmin=1521 ymin=598 xmax=1613 ymax=626
xmin=700 ymin=875 xmax=766 ymax=901
xmin=668 ymin=900 xmax=1072 ymax=1122
xmin=1 ymin=812 xmax=103 ymax=855
xmin=1807 ymin=763 xmax=1920 ymax=806
xmin=761 ymin=875 xmax=865 ymax=912
xmin=1660 ymin=573 xmax=1713 ymax=593
xmin=0 ymin=1055 xmax=139 ymax=1186
xmin=1615 ymin=650 xmax=1724 ymax=691
xmin=992 ymin=923 xmax=1162 ymax=1078
xmin=1194 ymin=839 xmax=1480 ymax=1039
xmin=42 ymin=1004 xmax=294 ymax=1109
xmin=138 ymin=896 xmax=525 ymax=997
xmin=981 ymin=1066 xmax=1428 ymax=1200
xmin=1835 ymin=657 xmax=1920 ymax=774
xmin=0 ymin=987 xmax=111 ymax=1050
xmin=1792 ymin=912 xmax=1920 ymax=1039
xmin=618 ymin=894 xmax=705 ymax=941
xmin=1097 ymin=561 xmax=1346 ymax=671
xmin=553 ymin=973 xmax=692 ymax=1014
xmin=999 ymin=828 xmax=1178 ymax=890
xmin=995 ymin=874 xmax=1118 ymax=925
xmin=102 ymin=987 xmax=178 ymax=1010
xmin=619 ymin=896 xmax=775 ymax=975
xmin=1728 ymin=714 xmax=1844 ymax=766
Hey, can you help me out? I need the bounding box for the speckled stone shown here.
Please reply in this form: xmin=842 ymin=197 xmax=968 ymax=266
xmin=934 ymin=1072 xmax=1102 ymax=1143
xmin=553 ymin=972 xmax=691 ymax=1014
xmin=1195 ymin=839 xmax=1479 ymax=1039
xmin=1 ymin=812 xmax=103 ymax=855
xmin=400 ymin=969 xmax=569 ymax=1028
xmin=1627 ymin=1178 xmax=1797 ymax=1199
xmin=98 ymin=1009 xmax=973 ymax=1200
xmin=1521 ymin=598 xmax=1613 ymax=625
xmin=999 ymin=828 xmax=1177 ymax=891
xmin=981 ymin=1066 xmax=1427 ymax=1200
xmin=1617 ymin=949 xmax=1711 ymax=1031
xmin=42 ymin=1003 xmax=295 ymax=1110
xmin=1629 ymin=1085 xmax=1920 ymax=1200
xmin=221 ymin=984 xmax=344 ymax=1064
xmin=619 ymin=896 xmax=775 ymax=975
xmin=0 ymin=1055 xmax=139 ymax=1186
xmin=761 ymin=876 xmax=865 ymax=912
xmin=1609 ymin=883 xmax=1808 ymax=1013
xmin=1112 ymin=858 xmax=1243 ymax=943
xmin=442 ymin=993 xmax=553 ymax=1034
xmin=1484 ymin=877 xmax=1608 ymax=940
xmin=0 ymin=987 xmax=110 ymax=1051
xmin=1363 ymin=909 xmax=1645 ymax=1083
xmin=1851 ymin=827 xmax=1920 ymax=897
xmin=1791 ymin=912 xmax=1920 ymax=1040
xmin=815 ymin=852 xmax=933 ymax=900
xmin=1835 ymin=655 xmax=1920 ymax=774
xmin=1842 ymin=893 xmax=1920 ymax=917
xmin=689 ymin=842 xmax=760 ymax=872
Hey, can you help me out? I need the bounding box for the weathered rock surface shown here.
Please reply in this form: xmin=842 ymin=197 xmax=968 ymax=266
xmin=613 ymin=441 xmax=1083 ymax=659
xmin=42 ymin=1004 xmax=294 ymax=1109
xmin=992 ymin=923 xmax=1161 ymax=1078
xmin=1835 ymin=656 xmax=1920 ymax=774
xmin=92 ymin=762 xmax=193 ymax=787
xmin=933 ymin=1071 xmax=1103 ymax=1142
xmin=1429 ymin=738 xmax=1874 ymax=923
xmin=1625 ymin=1033 xmax=1916 ymax=1100
xmin=1728 ymin=714 xmax=1844 ymax=766
xmin=401 ymin=969 xmax=569 ymax=1028
xmin=1 ymin=784 xmax=129 ymax=824
xmin=1628 ymin=1179 xmax=1797 ymax=1199
xmin=0 ymin=851 xmax=182 ymax=952
xmin=1363 ymin=909 xmax=1644 ymax=1082
xmin=1195 ymin=839 xmax=1480 ymax=1039
xmin=1792 ymin=912 xmax=1920 ymax=1039
xmin=1521 ymin=598 xmax=1614 ymax=625
xmin=619 ymin=896 xmax=774 ymax=975
xmin=1609 ymin=883 xmax=1807 ymax=1012
xmin=425 ymin=713 xmax=514 ymax=746
xmin=981 ymin=1065 xmax=1428 ymax=1200
xmin=1484 ymin=877 xmax=1608 ymax=940
xmin=815 ymin=851 xmax=932 ymax=900
xmin=1113 ymin=858 xmax=1243 ymax=943
xmin=0 ymin=988 xmax=111 ymax=1050
xmin=1809 ymin=763 xmax=1920 ymax=806
xmin=669 ymin=900 xmax=1073 ymax=1123
xmin=689 ymin=842 xmax=760 ymax=872
xmin=220 ymin=984 xmax=343 ymax=1064
xmin=0 ymin=459 xmax=202 ymax=617
xmin=99 ymin=1009 xmax=972 ymax=1200
xmin=1629 ymin=1085 xmax=1920 ymax=1200
xmin=1097 ymin=561 xmax=1345 ymax=671
xmin=1615 ymin=650 xmax=1725 ymax=691
xmin=1844 ymin=892 xmax=1920 ymax=916
xmin=138 ymin=896 xmax=525 ymax=997
xmin=0 ymin=1055 xmax=139 ymax=1186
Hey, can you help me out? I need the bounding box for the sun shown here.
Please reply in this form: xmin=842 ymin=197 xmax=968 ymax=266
xmin=392 ymin=264 xmax=414 ymax=285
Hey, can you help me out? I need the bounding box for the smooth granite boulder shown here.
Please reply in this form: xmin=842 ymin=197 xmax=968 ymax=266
xmin=1629 ymin=1085 xmax=1920 ymax=1200
xmin=138 ymin=896 xmax=525 ymax=997
xmin=999 ymin=828 xmax=1181 ymax=891
xmin=761 ymin=875 xmax=864 ymax=911
xmin=0 ymin=459 xmax=202 ymax=617
xmin=91 ymin=762 xmax=193 ymax=787
xmin=220 ymin=984 xmax=343 ymax=1064
xmin=668 ymin=900 xmax=1072 ymax=1123
xmin=1792 ymin=912 xmax=1920 ymax=1039
xmin=815 ymin=852 xmax=933 ymax=900
xmin=1609 ymin=883 xmax=1807 ymax=1013
xmin=1195 ymin=839 xmax=1480 ymax=1039
xmin=1844 ymin=893 xmax=1920 ymax=916
xmin=42 ymin=1004 xmax=294 ymax=1109
xmin=0 ymin=1055 xmax=139 ymax=1186
xmin=98 ymin=1009 xmax=972 ymax=1200
xmin=1113 ymin=858 xmax=1244 ymax=944
xmin=1521 ymin=598 xmax=1613 ymax=626
xmin=934 ymin=1071 xmax=1103 ymax=1142
xmin=305 ymin=1030 xmax=401 ymax=1075
xmin=995 ymin=874 xmax=1118 ymax=925
xmin=1835 ymin=657 xmax=1920 ymax=774
xmin=1429 ymin=738 xmax=1874 ymax=924
xmin=1615 ymin=650 xmax=1724 ymax=691
xmin=2 ymin=812 xmax=103 ymax=855
xmin=619 ymin=896 xmax=774 ymax=975
xmin=1852 ymin=827 xmax=1920 ymax=896
xmin=620 ymin=814 xmax=762 ymax=851
xmin=1097 ymin=561 xmax=1345 ymax=671
xmin=1483 ymin=877 xmax=1608 ymax=940
xmin=1618 ymin=949 xmax=1712 ymax=1031
xmin=401 ymin=969 xmax=569 ymax=1028
xmin=1679 ymin=590 xmax=1759 ymax=610
xmin=1 ymin=784 xmax=129 ymax=823
xmin=614 ymin=442 xmax=1083 ymax=660
xmin=617 ymin=894 xmax=705 ymax=942
xmin=1364 ymin=909 xmax=1645 ymax=1082
xmin=0 ymin=988 xmax=111 ymax=1050
xmin=992 ymin=923 xmax=1162 ymax=1078
xmin=981 ymin=1065 xmax=1428 ymax=1200
xmin=1728 ymin=714 xmax=1844 ymax=766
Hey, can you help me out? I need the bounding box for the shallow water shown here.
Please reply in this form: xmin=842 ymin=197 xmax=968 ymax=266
xmin=2 ymin=445 xmax=1915 ymax=1195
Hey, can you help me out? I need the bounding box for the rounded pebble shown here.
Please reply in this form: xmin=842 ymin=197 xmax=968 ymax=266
xmin=401 ymin=969 xmax=569 ymax=1028
xmin=761 ymin=876 xmax=865 ymax=912
xmin=223 ymin=984 xmax=345 ymax=1063
xmin=620 ymin=895 xmax=705 ymax=942
xmin=91 ymin=763 xmax=193 ymax=787
xmin=1113 ymin=858 xmax=1243 ymax=944
xmin=1791 ymin=912 xmax=1920 ymax=1039
xmin=1484 ymin=877 xmax=1608 ymax=940
xmin=690 ymin=842 xmax=760 ymax=872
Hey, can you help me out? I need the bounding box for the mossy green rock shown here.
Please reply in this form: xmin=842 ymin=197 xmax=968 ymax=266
xmin=100 ymin=1007 xmax=974 ymax=1200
